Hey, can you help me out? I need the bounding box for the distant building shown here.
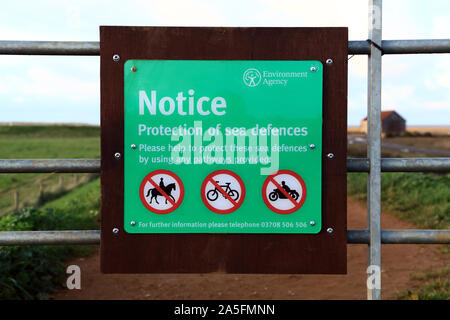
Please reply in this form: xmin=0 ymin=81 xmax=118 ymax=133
xmin=360 ymin=110 xmax=406 ymax=136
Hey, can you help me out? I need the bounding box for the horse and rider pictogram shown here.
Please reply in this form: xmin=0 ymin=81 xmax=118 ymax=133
xmin=139 ymin=170 xmax=184 ymax=214
xmin=146 ymin=177 xmax=177 ymax=204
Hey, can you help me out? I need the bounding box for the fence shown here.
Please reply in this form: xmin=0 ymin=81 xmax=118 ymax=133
xmin=0 ymin=0 xmax=449 ymax=300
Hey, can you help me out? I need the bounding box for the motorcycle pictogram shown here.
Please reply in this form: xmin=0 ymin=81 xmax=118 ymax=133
xmin=268 ymin=181 xmax=299 ymax=201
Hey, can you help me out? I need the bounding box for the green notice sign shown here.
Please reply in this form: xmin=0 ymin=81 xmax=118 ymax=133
xmin=123 ymin=60 xmax=323 ymax=234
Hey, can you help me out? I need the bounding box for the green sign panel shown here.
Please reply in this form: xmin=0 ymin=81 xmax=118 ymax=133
xmin=123 ymin=60 xmax=323 ymax=234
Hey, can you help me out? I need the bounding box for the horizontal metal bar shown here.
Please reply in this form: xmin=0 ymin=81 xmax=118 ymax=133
xmin=0 ymin=40 xmax=99 ymax=55
xmin=348 ymin=158 xmax=450 ymax=173
xmin=1 ymin=158 xmax=449 ymax=173
xmin=347 ymin=229 xmax=450 ymax=244
xmin=0 ymin=159 xmax=100 ymax=173
xmin=0 ymin=230 xmax=100 ymax=245
xmin=349 ymin=39 xmax=450 ymax=54
xmin=0 ymin=229 xmax=448 ymax=245
xmin=1 ymin=39 xmax=450 ymax=56
xmin=381 ymin=39 xmax=450 ymax=54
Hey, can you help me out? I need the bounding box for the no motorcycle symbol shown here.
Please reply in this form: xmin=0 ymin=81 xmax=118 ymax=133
xmin=139 ymin=170 xmax=184 ymax=214
xmin=262 ymin=170 xmax=307 ymax=214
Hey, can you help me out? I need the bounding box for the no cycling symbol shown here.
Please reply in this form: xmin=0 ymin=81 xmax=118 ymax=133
xmin=201 ymin=169 xmax=246 ymax=214
xmin=262 ymin=170 xmax=307 ymax=214
xmin=139 ymin=169 xmax=184 ymax=214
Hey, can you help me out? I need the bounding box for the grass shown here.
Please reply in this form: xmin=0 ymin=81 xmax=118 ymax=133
xmin=0 ymin=124 xmax=100 ymax=138
xmin=348 ymin=172 xmax=450 ymax=230
xmin=397 ymin=269 xmax=450 ymax=300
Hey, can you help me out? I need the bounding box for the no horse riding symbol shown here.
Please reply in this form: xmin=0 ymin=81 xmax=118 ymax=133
xmin=262 ymin=170 xmax=307 ymax=214
xmin=139 ymin=170 xmax=184 ymax=214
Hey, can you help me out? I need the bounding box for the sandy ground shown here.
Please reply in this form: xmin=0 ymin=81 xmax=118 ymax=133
xmin=53 ymin=197 xmax=448 ymax=300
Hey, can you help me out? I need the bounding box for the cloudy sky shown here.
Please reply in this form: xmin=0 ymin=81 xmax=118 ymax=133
xmin=0 ymin=0 xmax=449 ymax=125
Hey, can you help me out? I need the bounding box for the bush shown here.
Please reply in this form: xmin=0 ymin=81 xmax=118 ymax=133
xmin=0 ymin=208 xmax=73 ymax=299
xmin=0 ymin=179 xmax=100 ymax=300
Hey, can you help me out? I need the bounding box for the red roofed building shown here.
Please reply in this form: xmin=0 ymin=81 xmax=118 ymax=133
xmin=360 ymin=110 xmax=406 ymax=136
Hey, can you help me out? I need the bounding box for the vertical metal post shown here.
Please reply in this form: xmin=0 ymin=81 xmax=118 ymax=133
xmin=367 ymin=0 xmax=382 ymax=300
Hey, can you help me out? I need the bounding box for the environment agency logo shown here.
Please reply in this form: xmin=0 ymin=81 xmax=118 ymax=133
xmin=243 ymin=68 xmax=262 ymax=87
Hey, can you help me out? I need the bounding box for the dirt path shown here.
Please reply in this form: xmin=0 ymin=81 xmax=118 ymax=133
xmin=53 ymin=197 xmax=448 ymax=300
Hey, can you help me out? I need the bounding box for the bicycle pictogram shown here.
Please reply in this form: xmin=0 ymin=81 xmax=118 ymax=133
xmin=206 ymin=181 xmax=240 ymax=202
xmin=201 ymin=170 xmax=245 ymax=214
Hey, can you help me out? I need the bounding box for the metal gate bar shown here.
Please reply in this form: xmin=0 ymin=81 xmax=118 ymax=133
xmin=1 ymin=39 xmax=450 ymax=55
xmin=1 ymin=229 xmax=449 ymax=246
xmin=1 ymin=158 xmax=449 ymax=173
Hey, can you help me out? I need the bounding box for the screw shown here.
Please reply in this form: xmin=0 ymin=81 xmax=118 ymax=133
xmin=310 ymin=66 xmax=316 ymax=72
xmin=131 ymin=66 xmax=137 ymax=72
xmin=327 ymin=153 xmax=334 ymax=159
xmin=112 ymin=54 xmax=120 ymax=62
xmin=326 ymin=58 xmax=333 ymax=65
xmin=131 ymin=144 xmax=136 ymax=149
xmin=130 ymin=221 xmax=136 ymax=226
xmin=327 ymin=227 xmax=334 ymax=234
xmin=114 ymin=152 xmax=121 ymax=159
xmin=112 ymin=228 xmax=119 ymax=234
xmin=309 ymin=144 xmax=316 ymax=149
xmin=310 ymin=221 xmax=316 ymax=226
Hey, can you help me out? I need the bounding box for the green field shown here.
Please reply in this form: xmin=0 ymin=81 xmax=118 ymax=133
xmin=0 ymin=125 xmax=100 ymax=216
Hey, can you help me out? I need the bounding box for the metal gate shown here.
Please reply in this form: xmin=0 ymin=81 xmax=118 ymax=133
xmin=0 ymin=0 xmax=449 ymax=300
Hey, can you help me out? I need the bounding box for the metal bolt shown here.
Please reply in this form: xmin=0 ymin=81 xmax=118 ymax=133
xmin=310 ymin=66 xmax=316 ymax=72
xmin=130 ymin=221 xmax=136 ymax=226
xmin=112 ymin=54 xmax=120 ymax=62
xmin=309 ymin=144 xmax=316 ymax=149
xmin=114 ymin=152 xmax=121 ymax=159
xmin=131 ymin=66 xmax=137 ymax=72
xmin=326 ymin=58 xmax=333 ymax=65
xmin=131 ymin=144 xmax=136 ymax=149
xmin=327 ymin=153 xmax=334 ymax=159
xmin=310 ymin=221 xmax=316 ymax=226
xmin=327 ymin=227 xmax=334 ymax=234
xmin=112 ymin=228 xmax=119 ymax=234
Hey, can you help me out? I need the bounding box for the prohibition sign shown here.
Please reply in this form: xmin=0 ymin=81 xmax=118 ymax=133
xmin=262 ymin=170 xmax=307 ymax=214
xmin=201 ymin=169 xmax=245 ymax=214
xmin=139 ymin=169 xmax=184 ymax=214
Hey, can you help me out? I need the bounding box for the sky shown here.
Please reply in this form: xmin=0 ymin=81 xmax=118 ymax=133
xmin=0 ymin=0 xmax=449 ymax=126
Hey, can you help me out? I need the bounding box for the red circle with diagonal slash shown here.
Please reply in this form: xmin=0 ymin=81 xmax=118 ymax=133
xmin=262 ymin=170 xmax=307 ymax=214
xmin=201 ymin=169 xmax=245 ymax=214
xmin=139 ymin=169 xmax=184 ymax=214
